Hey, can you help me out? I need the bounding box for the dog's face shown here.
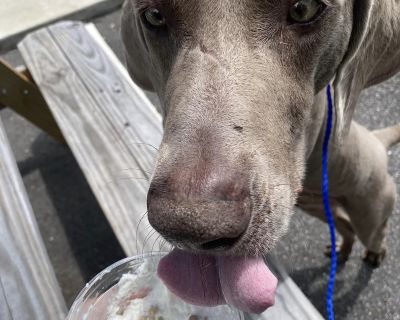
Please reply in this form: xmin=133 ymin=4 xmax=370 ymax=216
xmin=121 ymin=0 xmax=356 ymax=256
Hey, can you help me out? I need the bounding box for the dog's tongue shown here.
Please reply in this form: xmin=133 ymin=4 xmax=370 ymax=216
xmin=157 ymin=249 xmax=277 ymax=314
xmin=157 ymin=249 xmax=225 ymax=306
xmin=217 ymin=255 xmax=277 ymax=314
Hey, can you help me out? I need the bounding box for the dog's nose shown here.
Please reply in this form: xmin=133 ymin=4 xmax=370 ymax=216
xmin=147 ymin=169 xmax=251 ymax=252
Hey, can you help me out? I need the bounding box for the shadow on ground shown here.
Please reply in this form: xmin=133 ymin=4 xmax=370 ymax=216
xmin=290 ymin=261 xmax=374 ymax=319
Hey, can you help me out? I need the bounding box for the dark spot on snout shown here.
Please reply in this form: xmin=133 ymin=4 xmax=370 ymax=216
xmin=199 ymin=41 xmax=209 ymax=54
xmin=197 ymin=40 xmax=223 ymax=65
xmin=234 ymin=125 xmax=244 ymax=133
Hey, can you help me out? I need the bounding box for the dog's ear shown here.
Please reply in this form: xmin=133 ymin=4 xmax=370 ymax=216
xmin=333 ymin=0 xmax=375 ymax=139
xmin=121 ymin=1 xmax=154 ymax=91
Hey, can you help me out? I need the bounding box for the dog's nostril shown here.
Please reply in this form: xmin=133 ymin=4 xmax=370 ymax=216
xmin=200 ymin=237 xmax=241 ymax=251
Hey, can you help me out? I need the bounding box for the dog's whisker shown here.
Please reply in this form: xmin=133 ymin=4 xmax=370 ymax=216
xmin=117 ymin=177 xmax=150 ymax=183
xmin=125 ymin=142 xmax=159 ymax=152
xmin=109 ymin=135 xmax=160 ymax=152
xmin=104 ymin=176 xmax=151 ymax=188
xmin=142 ymin=229 xmax=158 ymax=255
xmin=117 ymin=176 xmax=150 ymax=181
xmin=117 ymin=168 xmax=153 ymax=176
xmin=151 ymin=234 xmax=162 ymax=254
xmin=136 ymin=211 xmax=149 ymax=253
xmin=158 ymin=238 xmax=167 ymax=252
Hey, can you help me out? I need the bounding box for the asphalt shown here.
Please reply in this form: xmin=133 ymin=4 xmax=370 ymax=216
xmin=275 ymin=75 xmax=400 ymax=320
xmin=1 ymin=8 xmax=399 ymax=320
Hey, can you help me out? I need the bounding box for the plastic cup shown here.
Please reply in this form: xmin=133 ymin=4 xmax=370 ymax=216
xmin=66 ymin=252 xmax=245 ymax=320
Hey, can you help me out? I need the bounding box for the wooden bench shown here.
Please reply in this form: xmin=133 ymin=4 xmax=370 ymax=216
xmin=19 ymin=21 xmax=164 ymax=256
xmin=0 ymin=119 xmax=66 ymax=320
xmin=1 ymin=21 xmax=326 ymax=319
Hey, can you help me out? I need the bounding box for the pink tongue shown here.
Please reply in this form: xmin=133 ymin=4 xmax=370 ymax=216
xmin=157 ymin=249 xmax=225 ymax=306
xmin=157 ymin=249 xmax=277 ymax=314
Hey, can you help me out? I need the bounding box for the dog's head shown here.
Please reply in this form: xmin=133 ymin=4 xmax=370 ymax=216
xmin=121 ymin=0 xmax=374 ymax=256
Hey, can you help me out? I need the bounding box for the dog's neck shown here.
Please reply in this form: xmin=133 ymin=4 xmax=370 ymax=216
xmin=362 ymin=0 xmax=400 ymax=87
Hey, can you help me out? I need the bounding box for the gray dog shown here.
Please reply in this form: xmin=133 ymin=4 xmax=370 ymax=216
xmin=121 ymin=0 xmax=400 ymax=300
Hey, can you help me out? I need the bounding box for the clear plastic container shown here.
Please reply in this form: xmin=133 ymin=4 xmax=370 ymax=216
xmin=67 ymin=253 xmax=245 ymax=320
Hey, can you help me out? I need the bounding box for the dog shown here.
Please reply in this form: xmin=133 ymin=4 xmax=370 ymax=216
xmin=121 ymin=0 xmax=400 ymax=312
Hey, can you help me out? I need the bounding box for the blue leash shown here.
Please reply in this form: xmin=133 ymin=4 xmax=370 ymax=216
xmin=322 ymin=84 xmax=337 ymax=320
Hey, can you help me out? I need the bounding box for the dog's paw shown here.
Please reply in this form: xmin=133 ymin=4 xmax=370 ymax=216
xmin=363 ymin=248 xmax=387 ymax=268
xmin=324 ymin=242 xmax=351 ymax=263
xmin=324 ymin=242 xmax=341 ymax=257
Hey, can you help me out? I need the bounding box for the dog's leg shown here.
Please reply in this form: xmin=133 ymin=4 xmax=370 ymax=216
xmin=297 ymin=195 xmax=355 ymax=263
xmin=342 ymin=177 xmax=396 ymax=268
xmin=333 ymin=122 xmax=399 ymax=268
xmin=318 ymin=122 xmax=399 ymax=268
xmin=323 ymin=206 xmax=355 ymax=261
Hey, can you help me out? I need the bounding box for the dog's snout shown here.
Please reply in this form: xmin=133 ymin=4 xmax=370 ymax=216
xmin=147 ymin=168 xmax=251 ymax=252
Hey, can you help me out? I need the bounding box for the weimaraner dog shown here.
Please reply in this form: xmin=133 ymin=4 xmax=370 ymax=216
xmin=121 ymin=0 xmax=400 ymax=313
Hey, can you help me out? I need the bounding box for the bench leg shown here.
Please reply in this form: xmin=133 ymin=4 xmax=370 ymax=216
xmin=0 ymin=58 xmax=65 ymax=142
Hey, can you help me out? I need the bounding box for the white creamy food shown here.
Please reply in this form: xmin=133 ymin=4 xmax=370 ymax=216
xmin=106 ymin=257 xmax=240 ymax=320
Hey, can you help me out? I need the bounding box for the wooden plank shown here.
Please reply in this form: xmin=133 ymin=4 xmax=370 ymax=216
xmin=0 ymin=0 xmax=124 ymax=53
xmin=0 ymin=118 xmax=67 ymax=320
xmin=19 ymin=21 xmax=164 ymax=256
xmin=0 ymin=284 xmax=13 ymax=320
xmin=0 ymin=59 xmax=64 ymax=142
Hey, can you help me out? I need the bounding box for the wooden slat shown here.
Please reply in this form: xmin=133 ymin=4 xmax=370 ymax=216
xmin=0 ymin=118 xmax=67 ymax=320
xmin=0 ymin=59 xmax=64 ymax=141
xmin=19 ymin=21 xmax=164 ymax=256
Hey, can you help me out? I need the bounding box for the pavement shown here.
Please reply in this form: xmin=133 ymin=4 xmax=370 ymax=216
xmin=1 ymin=8 xmax=399 ymax=320
xmin=275 ymin=76 xmax=400 ymax=320
xmin=0 ymin=0 xmax=123 ymax=53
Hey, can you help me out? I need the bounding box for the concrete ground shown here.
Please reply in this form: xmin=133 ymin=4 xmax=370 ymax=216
xmin=0 ymin=0 xmax=123 ymax=52
xmin=275 ymin=75 xmax=400 ymax=320
xmin=1 ymin=9 xmax=399 ymax=320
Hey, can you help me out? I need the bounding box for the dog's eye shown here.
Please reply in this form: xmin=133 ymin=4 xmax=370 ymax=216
xmin=288 ymin=0 xmax=325 ymax=24
xmin=143 ymin=8 xmax=166 ymax=28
